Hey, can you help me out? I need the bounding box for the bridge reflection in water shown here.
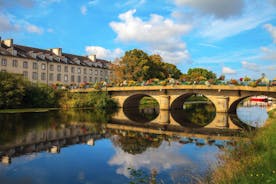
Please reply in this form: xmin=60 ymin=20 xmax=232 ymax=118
xmin=115 ymin=107 xmax=242 ymax=129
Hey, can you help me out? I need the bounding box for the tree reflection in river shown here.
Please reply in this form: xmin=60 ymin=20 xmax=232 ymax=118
xmin=110 ymin=130 xmax=163 ymax=155
xmin=171 ymin=102 xmax=216 ymax=127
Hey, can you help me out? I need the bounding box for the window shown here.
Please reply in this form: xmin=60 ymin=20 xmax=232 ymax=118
xmin=49 ymin=73 xmax=54 ymax=81
xmin=100 ymin=70 xmax=103 ymax=76
xmin=89 ymin=77 xmax=92 ymax=82
xmin=32 ymin=72 xmax=38 ymax=80
xmin=71 ymin=75 xmax=75 ymax=82
xmin=33 ymin=62 xmax=38 ymax=69
xmin=57 ymin=65 xmax=61 ymax=72
xmin=50 ymin=64 xmax=54 ymax=71
xmin=71 ymin=67 xmax=75 ymax=73
xmin=95 ymin=70 xmax=98 ymax=75
xmin=83 ymin=76 xmax=87 ymax=82
xmin=23 ymin=61 xmax=28 ymax=68
xmin=64 ymin=75 xmax=68 ymax=82
xmin=77 ymin=76 xmax=81 ymax=83
xmin=41 ymin=73 xmax=46 ymax=80
xmin=23 ymin=71 xmax=28 ymax=78
xmin=41 ymin=63 xmax=46 ymax=70
xmin=64 ymin=66 xmax=68 ymax=72
xmin=1 ymin=69 xmax=6 ymax=72
xmin=95 ymin=77 xmax=97 ymax=82
xmin=57 ymin=73 xmax=61 ymax=81
xmin=89 ymin=69 xmax=93 ymax=75
xmin=1 ymin=58 xmax=7 ymax=66
xmin=84 ymin=68 xmax=87 ymax=74
xmin=12 ymin=60 xmax=18 ymax=67
xmin=77 ymin=68 xmax=81 ymax=74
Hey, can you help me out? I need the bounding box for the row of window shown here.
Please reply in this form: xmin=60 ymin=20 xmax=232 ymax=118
xmin=23 ymin=71 xmax=104 ymax=83
xmin=1 ymin=58 xmax=107 ymax=76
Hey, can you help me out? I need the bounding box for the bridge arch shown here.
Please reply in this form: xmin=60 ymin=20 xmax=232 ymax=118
xmin=123 ymin=94 xmax=160 ymax=123
xmin=170 ymin=93 xmax=216 ymax=127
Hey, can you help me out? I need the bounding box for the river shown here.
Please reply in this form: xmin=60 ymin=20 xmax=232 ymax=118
xmin=0 ymin=103 xmax=268 ymax=184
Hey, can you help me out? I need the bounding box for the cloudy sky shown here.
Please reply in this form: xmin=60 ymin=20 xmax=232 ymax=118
xmin=1 ymin=0 xmax=276 ymax=79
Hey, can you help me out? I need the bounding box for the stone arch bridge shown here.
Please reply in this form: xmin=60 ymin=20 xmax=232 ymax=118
xmin=103 ymin=85 xmax=276 ymax=113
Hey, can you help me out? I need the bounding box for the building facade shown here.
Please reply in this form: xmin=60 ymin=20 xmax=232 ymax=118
xmin=0 ymin=38 xmax=113 ymax=85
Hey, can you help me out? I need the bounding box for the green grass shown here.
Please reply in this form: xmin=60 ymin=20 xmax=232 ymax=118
xmin=0 ymin=108 xmax=59 ymax=113
xmin=209 ymin=109 xmax=276 ymax=184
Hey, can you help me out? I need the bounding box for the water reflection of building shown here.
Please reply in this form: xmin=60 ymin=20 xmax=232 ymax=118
xmin=0 ymin=125 xmax=106 ymax=165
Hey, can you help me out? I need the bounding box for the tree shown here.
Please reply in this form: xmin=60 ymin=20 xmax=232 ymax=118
xmin=187 ymin=68 xmax=216 ymax=82
xmin=114 ymin=49 xmax=182 ymax=81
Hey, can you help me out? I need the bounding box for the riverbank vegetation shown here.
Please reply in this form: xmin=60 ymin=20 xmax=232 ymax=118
xmin=0 ymin=72 xmax=117 ymax=110
xmin=59 ymin=91 xmax=117 ymax=110
xmin=208 ymin=109 xmax=276 ymax=184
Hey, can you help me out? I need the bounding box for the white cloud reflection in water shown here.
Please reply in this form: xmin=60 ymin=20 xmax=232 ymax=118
xmin=109 ymin=141 xmax=196 ymax=178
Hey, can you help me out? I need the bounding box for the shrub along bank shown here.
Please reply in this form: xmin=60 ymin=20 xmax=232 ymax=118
xmin=208 ymin=109 xmax=276 ymax=184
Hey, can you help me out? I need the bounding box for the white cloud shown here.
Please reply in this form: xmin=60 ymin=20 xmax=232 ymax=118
xmin=0 ymin=14 xmax=19 ymax=32
xmin=108 ymin=141 xmax=192 ymax=178
xmin=241 ymin=61 xmax=259 ymax=72
xmin=85 ymin=46 xmax=123 ymax=60
xmin=264 ymin=24 xmax=276 ymax=43
xmin=80 ymin=5 xmax=87 ymax=15
xmin=200 ymin=11 xmax=272 ymax=41
xmin=110 ymin=9 xmax=192 ymax=64
xmin=25 ymin=23 xmax=43 ymax=34
xmin=222 ymin=66 xmax=236 ymax=74
xmin=174 ymin=0 xmax=244 ymax=19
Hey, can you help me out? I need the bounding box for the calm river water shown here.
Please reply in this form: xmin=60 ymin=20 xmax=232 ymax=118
xmin=0 ymin=104 xmax=268 ymax=184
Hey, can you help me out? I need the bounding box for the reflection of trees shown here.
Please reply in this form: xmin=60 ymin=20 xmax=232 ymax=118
xmin=111 ymin=130 xmax=163 ymax=155
xmin=124 ymin=108 xmax=159 ymax=123
xmin=172 ymin=103 xmax=215 ymax=127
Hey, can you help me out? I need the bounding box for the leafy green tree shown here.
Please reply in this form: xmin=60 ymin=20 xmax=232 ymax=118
xmin=0 ymin=72 xmax=26 ymax=108
xmin=115 ymin=49 xmax=182 ymax=81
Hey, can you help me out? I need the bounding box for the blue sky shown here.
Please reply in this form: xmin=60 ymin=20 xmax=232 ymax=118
xmin=0 ymin=0 xmax=276 ymax=79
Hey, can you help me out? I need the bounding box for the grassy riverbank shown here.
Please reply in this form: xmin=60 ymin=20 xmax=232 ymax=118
xmin=209 ymin=109 xmax=276 ymax=184
xmin=0 ymin=108 xmax=59 ymax=113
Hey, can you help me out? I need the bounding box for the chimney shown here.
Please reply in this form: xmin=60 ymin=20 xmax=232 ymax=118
xmin=3 ymin=38 xmax=13 ymax=47
xmin=88 ymin=54 xmax=96 ymax=62
xmin=51 ymin=48 xmax=62 ymax=56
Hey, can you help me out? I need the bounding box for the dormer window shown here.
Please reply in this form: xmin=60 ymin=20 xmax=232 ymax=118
xmin=47 ymin=55 xmax=53 ymax=61
xmin=13 ymin=50 xmax=17 ymax=56
xmin=32 ymin=53 xmax=36 ymax=58
xmin=73 ymin=58 xmax=80 ymax=65
xmin=39 ymin=55 xmax=45 ymax=60
xmin=62 ymin=57 xmax=67 ymax=63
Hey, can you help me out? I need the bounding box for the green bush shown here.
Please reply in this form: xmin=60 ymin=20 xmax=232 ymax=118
xmin=0 ymin=72 xmax=26 ymax=109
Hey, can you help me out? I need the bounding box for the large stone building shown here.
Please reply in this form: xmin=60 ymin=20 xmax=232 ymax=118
xmin=0 ymin=38 xmax=113 ymax=85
